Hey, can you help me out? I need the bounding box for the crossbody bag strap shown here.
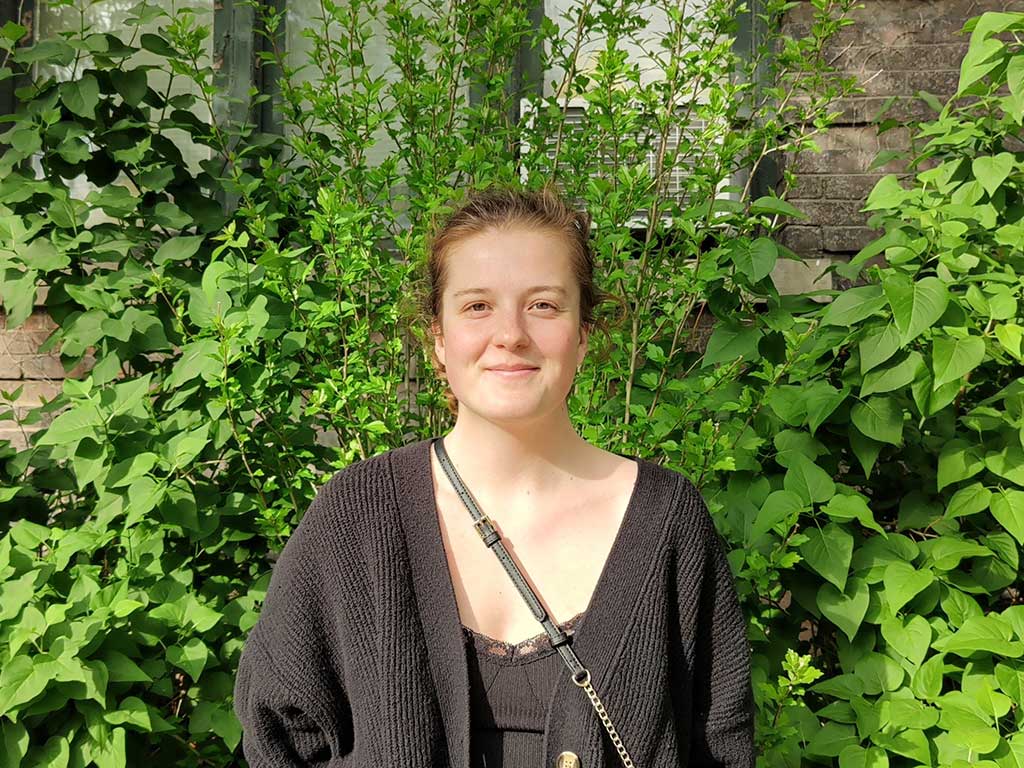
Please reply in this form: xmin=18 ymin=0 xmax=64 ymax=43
xmin=432 ymin=437 xmax=637 ymax=768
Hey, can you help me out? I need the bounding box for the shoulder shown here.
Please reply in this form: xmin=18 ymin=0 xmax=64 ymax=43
xmin=639 ymin=459 xmax=719 ymax=547
xmin=299 ymin=439 xmax=426 ymax=530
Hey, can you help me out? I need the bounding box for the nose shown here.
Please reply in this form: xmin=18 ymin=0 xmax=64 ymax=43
xmin=494 ymin=308 xmax=529 ymax=349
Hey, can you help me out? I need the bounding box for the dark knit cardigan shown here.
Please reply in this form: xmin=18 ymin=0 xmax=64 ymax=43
xmin=233 ymin=437 xmax=755 ymax=767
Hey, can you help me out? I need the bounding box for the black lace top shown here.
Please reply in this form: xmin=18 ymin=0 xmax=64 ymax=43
xmin=463 ymin=611 xmax=586 ymax=768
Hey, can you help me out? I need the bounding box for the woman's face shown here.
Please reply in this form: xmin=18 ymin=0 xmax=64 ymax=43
xmin=433 ymin=225 xmax=588 ymax=425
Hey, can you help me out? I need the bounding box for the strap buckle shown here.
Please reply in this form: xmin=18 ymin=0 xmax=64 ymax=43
xmin=473 ymin=515 xmax=499 ymax=544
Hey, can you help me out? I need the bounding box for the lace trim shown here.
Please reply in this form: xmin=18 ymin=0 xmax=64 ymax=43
xmin=462 ymin=610 xmax=586 ymax=661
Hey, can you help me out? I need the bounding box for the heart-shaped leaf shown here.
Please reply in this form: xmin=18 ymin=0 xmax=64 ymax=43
xmin=990 ymin=488 xmax=1024 ymax=545
xmin=819 ymin=577 xmax=870 ymax=642
xmin=882 ymin=615 xmax=932 ymax=668
xmin=851 ymin=396 xmax=904 ymax=446
xmin=972 ymin=153 xmax=1015 ymax=197
xmin=883 ymin=274 xmax=949 ymax=346
xmin=801 ymin=522 xmax=854 ymax=591
xmin=883 ymin=561 xmax=934 ymax=614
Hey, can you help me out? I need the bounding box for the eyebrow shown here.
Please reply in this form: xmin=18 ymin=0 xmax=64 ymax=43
xmin=452 ymin=285 xmax=568 ymax=298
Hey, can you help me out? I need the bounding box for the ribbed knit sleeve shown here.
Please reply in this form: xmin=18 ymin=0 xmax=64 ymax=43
xmin=688 ymin=501 xmax=755 ymax=768
xmin=233 ymin=480 xmax=353 ymax=767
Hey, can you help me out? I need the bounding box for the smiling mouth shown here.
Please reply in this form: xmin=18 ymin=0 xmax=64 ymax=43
xmin=487 ymin=368 xmax=538 ymax=375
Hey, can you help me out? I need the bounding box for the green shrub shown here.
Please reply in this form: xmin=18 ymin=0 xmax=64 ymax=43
xmin=0 ymin=0 xmax=869 ymax=764
xmin=708 ymin=12 xmax=1024 ymax=765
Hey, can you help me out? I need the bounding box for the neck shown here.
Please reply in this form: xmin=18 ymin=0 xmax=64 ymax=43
xmin=439 ymin=413 xmax=592 ymax=501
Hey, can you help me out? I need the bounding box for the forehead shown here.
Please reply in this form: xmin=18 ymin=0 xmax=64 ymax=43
xmin=444 ymin=226 xmax=575 ymax=289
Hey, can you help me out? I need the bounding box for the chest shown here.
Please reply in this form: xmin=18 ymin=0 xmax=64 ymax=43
xmin=432 ymin=465 xmax=638 ymax=646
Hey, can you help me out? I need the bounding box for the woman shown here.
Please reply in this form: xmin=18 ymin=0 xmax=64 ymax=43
xmin=233 ymin=185 xmax=754 ymax=767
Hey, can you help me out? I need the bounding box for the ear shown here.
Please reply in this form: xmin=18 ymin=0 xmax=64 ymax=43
xmin=576 ymin=322 xmax=589 ymax=368
xmin=432 ymin=319 xmax=446 ymax=368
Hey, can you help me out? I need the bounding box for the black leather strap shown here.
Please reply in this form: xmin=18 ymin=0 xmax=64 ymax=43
xmin=432 ymin=437 xmax=588 ymax=681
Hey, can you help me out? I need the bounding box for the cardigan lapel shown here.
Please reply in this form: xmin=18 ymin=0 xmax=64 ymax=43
xmin=542 ymin=453 xmax=681 ymax=766
xmin=392 ymin=438 xmax=471 ymax=768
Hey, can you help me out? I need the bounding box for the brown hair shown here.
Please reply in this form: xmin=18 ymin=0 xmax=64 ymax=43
xmin=409 ymin=184 xmax=623 ymax=417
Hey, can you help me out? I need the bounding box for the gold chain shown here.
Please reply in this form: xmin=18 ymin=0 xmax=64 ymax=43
xmin=572 ymin=669 xmax=636 ymax=768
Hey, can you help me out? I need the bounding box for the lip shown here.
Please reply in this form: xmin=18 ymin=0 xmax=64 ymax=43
xmin=486 ymin=367 xmax=539 ymax=376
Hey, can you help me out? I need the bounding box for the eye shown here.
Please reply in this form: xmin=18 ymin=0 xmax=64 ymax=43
xmin=533 ymin=301 xmax=558 ymax=311
xmin=466 ymin=302 xmax=488 ymax=312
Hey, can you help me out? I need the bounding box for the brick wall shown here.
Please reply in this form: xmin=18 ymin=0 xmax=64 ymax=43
xmin=0 ymin=310 xmax=86 ymax=450
xmin=778 ymin=0 xmax=1024 ymax=291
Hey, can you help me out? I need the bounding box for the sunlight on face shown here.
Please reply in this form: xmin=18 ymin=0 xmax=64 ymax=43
xmin=433 ymin=225 xmax=588 ymax=424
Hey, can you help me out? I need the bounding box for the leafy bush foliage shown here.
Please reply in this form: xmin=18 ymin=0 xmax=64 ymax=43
xmin=715 ymin=12 xmax=1024 ymax=766
xmin=8 ymin=2 xmax=1019 ymax=768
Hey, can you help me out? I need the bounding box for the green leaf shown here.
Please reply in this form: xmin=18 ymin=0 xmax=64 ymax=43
xmin=22 ymin=732 xmax=69 ymax=768
xmin=864 ymin=174 xmax=908 ymax=211
xmin=102 ymin=696 xmax=152 ymax=732
xmin=12 ymin=38 xmax=75 ymax=65
xmin=872 ymin=728 xmax=931 ymax=765
xmin=995 ymin=323 xmax=1023 ymax=360
xmin=103 ymin=651 xmax=152 ymax=683
xmin=922 ymin=536 xmax=992 ymax=571
xmin=165 ymin=338 xmax=221 ymax=390
xmin=807 ymin=722 xmax=858 ymax=757
xmin=849 ymin=426 xmax=884 ymax=478
xmin=800 ymin=522 xmax=854 ymax=591
xmin=106 ymin=453 xmax=158 ymax=488
xmin=701 ymin=322 xmax=763 ymax=367
xmin=731 ymin=237 xmax=777 ymax=283
xmin=883 ymin=561 xmax=934 ymax=614
xmin=812 ymin=673 xmax=864 ymax=700
xmin=0 ymin=655 xmax=56 ymax=717
xmin=153 ymin=235 xmax=205 ymax=265
xmin=946 ymin=483 xmax=992 ymax=519
xmin=139 ymin=33 xmax=180 ymax=58
xmin=972 ymin=153 xmax=1016 ymax=197
xmin=957 ymin=37 xmax=1005 ymax=94
xmin=911 ymin=362 xmax=961 ymax=418
xmin=933 ymin=615 xmax=1024 ymax=658
xmin=938 ymin=439 xmax=986 ymax=491
xmin=35 ymin=402 xmax=103 ymax=447
xmin=749 ymin=197 xmax=806 ymax=219
xmin=838 ymin=744 xmax=889 ymax=768
xmin=861 ymin=351 xmax=923 ymax=398
xmin=990 ymin=489 xmax=1024 ymax=546
xmin=805 ymin=382 xmax=848 ymax=435
xmin=933 ymin=335 xmax=986 ymax=388
xmin=0 ymin=570 xmax=39 ymax=621
xmin=773 ymin=430 xmax=826 ymax=468
xmin=784 ymin=453 xmax=835 ymax=505
xmin=167 ymin=637 xmax=209 ymax=680
xmin=164 ymin=424 xmax=210 ymax=469
xmin=10 ymin=519 xmax=49 ymax=548
xmin=882 ymin=614 xmax=932 ymax=668
xmin=985 ymin=447 xmax=1024 ymax=487
xmin=995 ymin=662 xmax=1024 ymax=706
xmin=822 ymin=285 xmax=887 ymax=327
xmin=0 ymin=717 xmax=28 ymax=766
xmin=61 ymin=74 xmax=100 ymax=118
xmin=854 ymin=652 xmax=906 ymax=694
xmin=822 ymin=493 xmax=885 ymax=535
xmin=189 ymin=701 xmax=242 ymax=751
xmin=859 ymin=324 xmax=901 ymax=374
xmin=750 ymin=490 xmax=804 ymax=543
xmin=883 ymin=274 xmax=949 ymax=346
xmin=818 ymin=576 xmax=870 ymax=642
xmin=110 ymin=69 xmax=148 ymax=107
xmin=851 ymin=396 xmax=903 ymax=446
xmin=912 ymin=653 xmax=946 ymax=699
xmin=0 ymin=267 xmax=38 ymax=329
